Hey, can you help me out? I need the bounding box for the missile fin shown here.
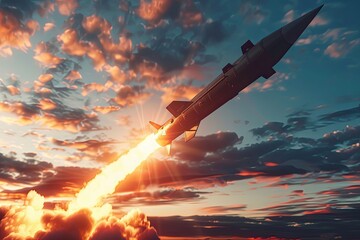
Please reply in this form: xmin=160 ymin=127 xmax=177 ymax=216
xmin=166 ymin=144 xmax=171 ymax=155
xmin=184 ymin=124 xmax=199 ymax=142
xmin=149 ymin=121 xmax=162 ymax=130
xmin=262 ymin=68 xmax=276 ymax=79
xmin=222 ymin=63 xmax=234 ymax=73
xmin=166 ymin=100 xmax=192 ymax=117
xmin=241 ymin=40 xmax=254 ymax=54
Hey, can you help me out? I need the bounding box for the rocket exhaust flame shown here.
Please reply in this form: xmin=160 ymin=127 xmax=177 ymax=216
xmin=69 ymin=134 xmax=161 ymax=213
xmin=0 ymin=134 xmax=161 ymax=239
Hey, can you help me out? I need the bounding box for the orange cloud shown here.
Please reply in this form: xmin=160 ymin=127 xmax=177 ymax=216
xmin=34 ymin=42 xmax=63 ymax=67
xmin=40 ymin=112 xmax=99 ymax=133
xmin=161 ymin=85 xmax=202 ymax=105
xmin=179 ymin=1 xmax=203 ymax=28
xmin=58 ymin=29 xmax=88 ymax=56
xmin=105 ymin=66 xmax=127 ymax=84
xmin=93 ymin=106 xmax=121 ymax=114
xmin=82 ymin=81 xmax=113 ymax=96
xmin=38 ymin=73 xmax=54 ymax=83
xmin=137 ymin=0 xmax=173 ymax=23
xmin=43 ymin=22 xmax=56 ymax=32
xmin=111 ymin=85 xmax=151 ymax=107
xmin=65 ymin=70 xmax=82 ymax=81
xmin=38 ymin=98 xmax=57 ymax=111
xmin=0 ymin=100 xmax=100 ymax=132
xmin=82 ymin=14 xmax=112 ymax=34
xmin=6 ymin=85 xmax=20 ymax=96
xmin=59 ymin=15 xmax=133 ymax=71
xmin=0 ymin=9 xmax=39 ymax=52
xmin=56 ymin=0 xmax=78 ymax=16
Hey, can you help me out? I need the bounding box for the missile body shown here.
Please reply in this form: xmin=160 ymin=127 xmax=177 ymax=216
xmin=150 ymin=5 xmax=323 ymax=148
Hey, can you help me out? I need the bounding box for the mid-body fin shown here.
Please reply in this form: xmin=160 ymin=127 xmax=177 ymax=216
xmin=184 ymin=124 xmax=199 ymax=142
xmin=166 ymin=100 xmax=192 ymax=117
xmin=241 ymin=40 xmax=254 ymax=54
xmin=262 ymin=68 xmax=276 ymax=79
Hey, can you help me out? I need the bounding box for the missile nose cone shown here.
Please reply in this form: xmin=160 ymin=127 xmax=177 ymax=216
xmin=282 ymin=5 xmax=324 ymax=45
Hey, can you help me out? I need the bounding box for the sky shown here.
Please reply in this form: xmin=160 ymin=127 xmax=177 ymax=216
xmin=0 ymin=0 xmax=359 ymax=239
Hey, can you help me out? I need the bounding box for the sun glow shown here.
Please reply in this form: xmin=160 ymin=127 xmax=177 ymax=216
xmin=0 ymin=134 xmax=162 ymax=239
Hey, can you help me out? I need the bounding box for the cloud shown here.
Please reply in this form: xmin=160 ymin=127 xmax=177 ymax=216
xmin=51 ymin=137 xmax=119 ymax=163
xmin=0 ymin=191 xmax=160 ymax=240
xmin=58 ymin=14 xmax=133 ymax=71
xmin=160 ymin=85 xmax=202 ymax=105
xmin=93 ymin=106 xmax=121 ymax=114
xmin=149 ymin=205 xmax=360 ymax=239
xmin=281 ymin=10 xmax=294 ymax=24
xmin=0 ymin=100 xmax=102 ymax=132
xmin=0 ymin=153 xmax=53 ymax=186
xmin=136 ymin=0 xmax=181 ymax=24
xmin=320 ymin=105 xmax=360 ymax=123
xmin=129 ymin=36 xmax=206 ymax=84
xmin=200 ymin=19 xmax=234 ymax=44
xmin=4 ymin=167 xmax=99 ymax=198
xmin=309 ymin=15 xmax=328 ymax=27
xmin=82 ymin=81 xmax=113 ymax=96
xmin=324 ymin=39 xmax=360 ymax=58
xmin=239 ymin=0 xmax=268 ymax=25
xmin=34 ymin=41 xmax=64 ymax=67
xmin=56 ymin=0 xmax=78 ymax=16
xmin=110 ymin=188 xmax=207 ymax=206
xmin=110 ymin=85 xmax=151 ymax=107
xmin=43 ymin=22 xmax=55 ymax=32
xmin=178 ymin=0 xmax=203 ymax=28
xmin=243 ymin=72 xmax=290 ymax=93
xmin=0 ymin=1 xmax=42 ymax=52
xmin=201 ymin=204 xmax=247 ymax=214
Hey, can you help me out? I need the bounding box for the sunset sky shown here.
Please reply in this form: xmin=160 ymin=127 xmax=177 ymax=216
xmin=0 ymin=0 xmax=359 ymax=239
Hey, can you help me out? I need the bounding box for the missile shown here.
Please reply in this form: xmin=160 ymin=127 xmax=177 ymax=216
xmin=150 ymin=5 xmax=323 ymax=150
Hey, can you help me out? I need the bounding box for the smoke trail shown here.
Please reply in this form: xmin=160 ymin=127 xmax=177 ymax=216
xmin=0 ymin=134 xmax=162 ymax=239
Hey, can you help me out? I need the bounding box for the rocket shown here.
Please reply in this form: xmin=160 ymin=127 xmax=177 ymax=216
xmin=150 ymin=5 xmax=323 ymax=150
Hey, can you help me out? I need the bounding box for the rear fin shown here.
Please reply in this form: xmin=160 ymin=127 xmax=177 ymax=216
xmin=262 ymin=67 xmax=276 ymax=79
xmin=222 ymin=63 xmax=234 ymax=74
xmin=241 ymin=40 xmax=254 ymax=54
xmin=149 ymin=121 xmax=162 ymax=130
xmin=166 ymin=100 xmax=192 ymax=117
xmin=166 ymin=144 xmax=171 ymax=155
xmin=184 ymin=124 xmax=199 ymax=142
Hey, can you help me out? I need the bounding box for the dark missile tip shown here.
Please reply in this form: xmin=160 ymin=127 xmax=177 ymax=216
xmin=282 ymin=5 xmax=324 ymax=45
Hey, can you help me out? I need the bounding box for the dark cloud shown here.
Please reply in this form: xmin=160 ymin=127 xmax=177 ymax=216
xmin=0 ymin=153 xmax=52 ymax=185
xmin=252 ymin=105 xmax=360 ymax=139
xmin=320 ymin=104 xmax=360 ymax=123
xmin=149 ymin=204 xmax=360 ymax=239
xmin=321 ymin=125 xmax=360 ymax=145
xmin=319 ymin=185 xmax=360 ymax=199
xmin=117 ymin=118 xmax=359 ymax=194
xmin=51 ymin=137 xmax=119 ymax=163
xmin=110 ymin=188 xmax=208 ymax=206
xmin=200 ymin=20 xmax=235 ymax=45
xmin=0 ymin=99 xmax=102 ymax=132
xmin=201 ymin=204 xmax=247 ymax=214
xmin=3 ymin=167 xmax=99 ymax=198
xmin=110 ymin=85 xmax=151 ymax=107
xmin=129 ymin=36 xmax=205 ymax=83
